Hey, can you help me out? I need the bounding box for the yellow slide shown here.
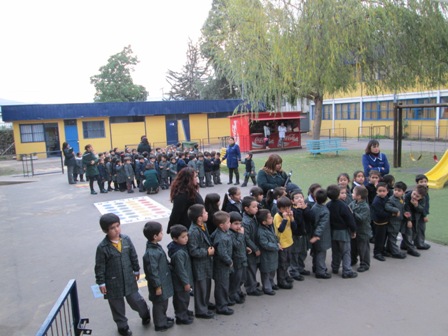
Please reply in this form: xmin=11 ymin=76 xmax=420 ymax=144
xmin=426 ymin=150 xmax=448 ymax=189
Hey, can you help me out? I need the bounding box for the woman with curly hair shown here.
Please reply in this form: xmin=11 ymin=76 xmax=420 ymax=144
xmin=167 ymin=167 xmax=204 ymax=233
xmin=257 ymin=154 xmax=299 ymax=196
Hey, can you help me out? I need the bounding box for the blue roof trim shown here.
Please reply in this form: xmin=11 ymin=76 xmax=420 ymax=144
xmin=1 ymin=99 xmax=245 ymax=121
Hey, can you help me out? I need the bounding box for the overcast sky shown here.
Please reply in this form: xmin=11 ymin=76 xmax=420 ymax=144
xmin=0 ymin=0 xmax=212 ymax=104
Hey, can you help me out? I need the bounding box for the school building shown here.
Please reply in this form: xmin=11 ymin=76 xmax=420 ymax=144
xmin=309 ymin=88 xmax=448 ymax=140
xmin=1 ymin=99 xmax=245 ymax=159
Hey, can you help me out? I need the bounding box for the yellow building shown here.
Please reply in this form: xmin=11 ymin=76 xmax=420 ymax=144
xmin=309 ymin=89 xmax=448 ymax=140
xmin=2 ymin=100 xmax=242 ymax=159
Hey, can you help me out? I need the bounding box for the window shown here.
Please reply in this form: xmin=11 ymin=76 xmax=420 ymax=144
xmin=20 ymin=124 xmax=45 ymax=143
xmin=335 ymin=103 xmax=359 ymax=120
xmin=311 ymin=104 xmax=332 ymax=120
xmin=441 ymin=97 xmax=448 ymax=119
xmin=110 ymin=116 xmax=144 ymax=123
xmin=82 ymin=121 xmax=105 ymax=138
xmin=400 ymin=98 xmax=436 ymax=120
xmin=363 ymin=101 xmax=393 ymax=120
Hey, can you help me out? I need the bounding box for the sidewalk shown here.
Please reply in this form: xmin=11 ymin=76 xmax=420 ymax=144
xmin=0 ymin=149 xmax=448 ymax=335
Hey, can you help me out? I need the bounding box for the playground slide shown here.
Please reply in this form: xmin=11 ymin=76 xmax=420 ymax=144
xmin=426 ymin=150 xmax=448 ymax=189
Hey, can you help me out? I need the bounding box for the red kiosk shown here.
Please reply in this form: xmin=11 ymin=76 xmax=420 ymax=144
xmin=229 ymin=111 xmax=303 ymax=151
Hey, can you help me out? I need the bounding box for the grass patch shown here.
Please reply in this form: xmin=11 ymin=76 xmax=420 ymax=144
xmin=250 ymin=149 xmax=447 ymax=245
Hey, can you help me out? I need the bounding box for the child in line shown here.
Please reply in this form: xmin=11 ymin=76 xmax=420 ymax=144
xmin=204 ymin=193 xmax=221 ymax=235
xmin=228 ymin=211 xmax=248 ymax=304
xmin=337 ymin=173 xmax=353 ymax=205
xmin=351 ymin=170 xmax=365 ymax=191
xmin=384 ymin=181 xmax=408 ymax=259
xmin=187 ymin=154 xmax=198 ymax=172
xmin=241 ymin=152 xmax=257 ymax=187
xmin=249 ymin=186 xmax=265 ymax=209
xmin=256 ymin=209 xmax=279 ymax=295
xmin=222 ymin=187 xmax=243 ymax=215
xmin=204 ymin=152 xmax=214 ymax=187
xmin=167 ymin=225 xmax=194 ymax=325
xmin=197 ymin=153 xmax=206 ymax=188
xmin=211 ymin=211 xmax=234 ymax=315
xmin=124 ymin=157 xmax=135 ymax=193
xmin=168 ymin=157 xmax=177 ymax=185
xmin=104 ymin=157 xmax=113 ymax=191
xmin=95 ymin=213 xmax=150 ymax=336
xmin=242 ymin=196 xmax=262 ymax=296
xmin=135 ymin=156 xmax=147 ymax=192
xmin=212 ymin=152 xmax=222 ymax=185
xmin=404 ymin=184 xmax=429 ymax=250
xmin=274 ymin=196 xmax=297 ymax=289
xmin=158 ymin=155 xmax=169 ymax=190
xmin=187 ymin=204 xmax=215 ymax=319
xmin=142 ymin=221 xmax=174 ymax=332
xmin=289 ymin=190 xmax=308 ymax=281
xmin=266 ymin=186 xmax=287 ymax=216
xmin=98 ymin=157 xmax=108 ymax=192
xmin=383 ymin=174 xmax=395 ymax=197
xmin=414 ymin=174 xmax=431 ymax=250
xmin=349 ymin=186 xmax=372 ymax=272
xmin=367 ymin=170 xmax=381 ymax=242
xmin=310 ymin=189 xmax=332 ymax=279
xmin=326 ymin=185 xmax=357 ymax=279
xmin=371 ymin=182 xmax=391 ymax=262
xmin=74 ymin=152 xmax=85 ymax=182
xmin=116 ymin=159 xmax=127 ymax=192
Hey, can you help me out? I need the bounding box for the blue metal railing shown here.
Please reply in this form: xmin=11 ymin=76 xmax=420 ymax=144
xmin=36 ymin=279 xmax=91 ymax=336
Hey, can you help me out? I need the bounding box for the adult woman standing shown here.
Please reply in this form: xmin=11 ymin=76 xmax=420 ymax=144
xmin=362 ymin=140 xmax=390 ymax=178
xmin=167 ymin=167 xmax=204 ymax=233
xmin=223 ymin=137 xmax=241 ymax=185
xmin=257 ymin=154 xmax=299 ymax=195
xmin=137 ymin=135 xmax=152 ymax=154
xmin=62 ymin=142 xmax=76 ymax=184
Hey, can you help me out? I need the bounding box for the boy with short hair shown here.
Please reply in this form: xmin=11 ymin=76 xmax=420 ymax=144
xmin=414 ymin=174 xmax=431 ymax=250
xmin=197 ymin=153 xmax=206 ymax=188
xmin=228 ymin=211 xmax=248 ymax=304
xmin=204 ymin=152 xmax=214 ymax=187
xmin=142 ymin=221 xmax=174 ymax=332
xmin=404 ymin=184 xmax=429 ymax=251
xmin=158 ymin=155 xmax=169 ymax=190
xmin=241 ymin=152 xmax=257 ymax=187
xmin=124 ymin=156 xmax=135 ymax=193
xmin=310 ymin=189 xmax=332 ymax=279
xmin=256 ymin=209 xmax=280 ymax=295
xmin=371 ymin=182 xmax=391 ymax=261
xmin=212 ymin=152 xmax=222 ymax=185
xmin=167 ymin=225 xmax=194 ymax=325
xmin=384 ymin=181 xmax=408 ymax=259
xmin=273 ymin=196 xmax=297 ymax=289
xmin=95 ymin=213 xmax=150 ymax=336
xmin=289 ymin=190 xmax=309 ymax=281
xmin=349 ymin=186 xmax=372 ymax=272
xmin=187 ymin=204 xmax=215 ymax=319
xmin=210 ymin=211 xmax=234 ymax=315
xmin=326 ymin=185 xmax=358 ymax=279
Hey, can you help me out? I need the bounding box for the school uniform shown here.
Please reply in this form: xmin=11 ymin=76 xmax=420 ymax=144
xmin=371 ymin=195 xmax=391 ymax=257
xmin=241 ymin=157 xmax=256 ymax=186
xmin=204 ymin=157 xmax=214 ymax=187
xmin=327 ymin=199 xmax=357 ymax=276
xmin=274 ymin=212 xmax=297 ymax=286
xmin=187 ymin=223 xmax=213 ymax=315
xmin=385 ymin=195 xmax=407 ymax=257
xmin=211 ymin=228 xmax=233 ymax=313
xmin=95 ymin=234 xmax=150 ymax=331
xmin=197 ymin=159 xmax=206 ymax=187
xmin=224 ymin=199 xmax=243 ymax=215
xmin=404 ymin=191 xmax=429 ymax=250
xmin=229 ymin=228 xmax=247 ymax=303
xmin=143 ymin=169 xmax=160 ymax=194
xmin=310 ymin=203 xmax=331 ymax=276
xmin=212 ymin=157 xmax=222 ymax=184
xmin=256 ymin=224 xmax=279 ymax=294
xmin=289 ymin=206 xmax=309 ymax=278
xmin=123 ymin=162 xmax=135 ymax=192
xmin=143 ymin=241 xmax=174 ymax=328
xmin=349 ymin=200 xmax=372 ymax=270
xmin=242 ymin=212 xmax=260 ymax=294
xmin=167 ymin=241 xmax=193 ymax=322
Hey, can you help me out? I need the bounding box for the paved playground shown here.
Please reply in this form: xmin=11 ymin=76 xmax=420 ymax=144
xmin=0 ymin=143 xmax=447 ymax=336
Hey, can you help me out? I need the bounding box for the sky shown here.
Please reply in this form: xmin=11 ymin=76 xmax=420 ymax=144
xmin=0 ymin=0 xmax=213 ymax=104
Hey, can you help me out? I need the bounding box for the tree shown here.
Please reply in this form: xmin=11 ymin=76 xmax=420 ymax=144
xmin=90 ymin=45 xmax=148 ymax=102
xmin=200 ymin=0 xmax=448 ymax=139
xmin=166 ymin=40 xmax=209 ymax=100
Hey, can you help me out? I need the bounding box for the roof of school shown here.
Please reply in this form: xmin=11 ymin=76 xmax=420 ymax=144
xmin=1 ymin=99 xmax=248 ymax=121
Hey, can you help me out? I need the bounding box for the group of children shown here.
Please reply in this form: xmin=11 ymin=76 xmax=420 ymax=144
xmin=95 ymin=169 xmax=432 ymax=335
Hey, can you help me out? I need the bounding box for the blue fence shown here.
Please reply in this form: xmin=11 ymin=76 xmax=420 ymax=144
xmin=36 ymin=279 xmax=91 ymax=336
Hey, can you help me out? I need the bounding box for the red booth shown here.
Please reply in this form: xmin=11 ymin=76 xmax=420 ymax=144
xmin=229 ymin=111 xmax=303 ymax=152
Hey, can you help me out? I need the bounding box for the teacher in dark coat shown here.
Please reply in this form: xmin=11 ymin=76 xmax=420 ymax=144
xmin=62 ymin=142 xmax=76 ymax=184
xmin=257 ymin=154 xmax=300 ymax=195
xmin=167 ymin=167 xmax=204 ymax=233
xmin=222 ymin=136 xmax=241 ymax=185
xmin=137 ymin=136 xmax=152 ymax=154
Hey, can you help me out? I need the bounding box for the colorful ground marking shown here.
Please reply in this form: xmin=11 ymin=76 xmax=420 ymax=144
xmin=94 ymin=196 xmax=171 ymax=224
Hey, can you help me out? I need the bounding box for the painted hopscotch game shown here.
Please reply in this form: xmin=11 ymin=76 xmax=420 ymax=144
xmin=94 ymin=196 xmax=171 ymax=224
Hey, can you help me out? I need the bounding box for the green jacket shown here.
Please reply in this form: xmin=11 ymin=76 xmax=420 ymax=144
xmin=143 ymin=241 xmax=173 ymax=302
xmin=256 ymin=224 xmax=279 ymax=273
xmin=82 ymin=151 xmax=99 ymax=177
xmin=211 ymin=229 xmax=233 ymax=280
xmin=349 ymin=200 xmax=372 ymax=239
xmin=167 ymin=242 xmax=193 ymax=292
xmin=94 ymin=234 xmax=139 ymax=300
xmin=187 ymin=223 xmax=213 ymax=281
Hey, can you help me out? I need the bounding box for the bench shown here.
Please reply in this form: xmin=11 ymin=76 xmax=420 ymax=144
xmin=306 ymin=138 xmax=347 ymax=156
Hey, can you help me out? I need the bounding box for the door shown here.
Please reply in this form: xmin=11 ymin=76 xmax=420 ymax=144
xmin=165 ymin=117 xmax=178 ymax=145
xmin=44 ymin=123 xmax=60 ymax=156
xmin=64 ymin=119 xmax=79 ymax=153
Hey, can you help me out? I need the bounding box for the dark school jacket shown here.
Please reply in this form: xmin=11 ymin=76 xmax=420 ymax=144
xmin=187 ymin=224 xmax=213 ymax=281
xmin=167 ymin=242 xmax=193 ymax=292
